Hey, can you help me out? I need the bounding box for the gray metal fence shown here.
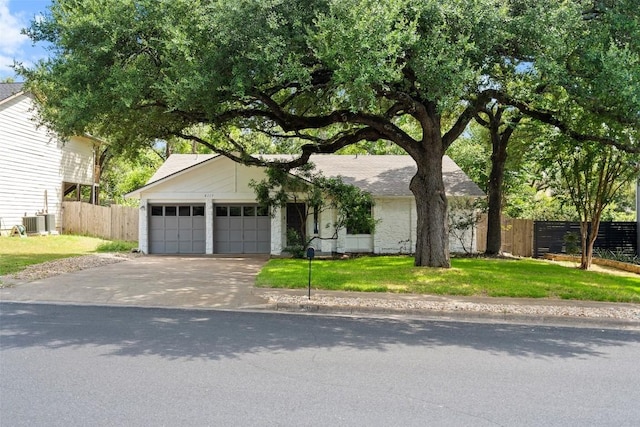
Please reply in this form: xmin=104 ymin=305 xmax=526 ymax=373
xmin=533 ymin=221 xmax=637 ymax=258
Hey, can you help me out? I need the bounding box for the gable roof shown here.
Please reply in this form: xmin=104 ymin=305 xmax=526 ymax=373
xmin=0 ymin=82 xmax=25 ymax=103
xmin=146 ymin=153 xmax=216 ymax=184
xmin=137 ymin=153 xmax=484 ymax=198
xmin=300 ymin=155 xmax=484 ymax=197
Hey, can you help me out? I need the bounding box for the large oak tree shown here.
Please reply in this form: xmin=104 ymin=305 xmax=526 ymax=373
xmin=20 ymin=0 xmax=639 ymax=267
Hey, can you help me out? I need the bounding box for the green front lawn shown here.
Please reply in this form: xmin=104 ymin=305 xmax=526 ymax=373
xmin=0 ymin=235 xmax=135 ymax=276
xmin=256 ymin=256 xmax=640 ymax=303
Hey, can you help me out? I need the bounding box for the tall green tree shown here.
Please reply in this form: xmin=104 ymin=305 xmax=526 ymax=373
xmin=19 ymin=0 xmax=639 ymax=267
xmin=545 ymin=137 xmax=639 ymax=269
xmin=474 ymin=103 xmax=522 ymax=255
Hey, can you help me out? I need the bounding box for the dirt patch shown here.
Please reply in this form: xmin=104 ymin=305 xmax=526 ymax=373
xmin=548 ymin=259 xmax=639 ymax=278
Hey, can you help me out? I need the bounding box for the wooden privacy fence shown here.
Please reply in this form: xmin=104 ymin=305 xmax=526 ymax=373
xmin=62 ymin=201 xmax=138 ymax=242
xmin=476 ymin=215 xmax=534 ymax=257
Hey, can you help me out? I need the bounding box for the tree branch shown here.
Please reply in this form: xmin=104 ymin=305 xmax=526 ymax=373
xmin=172 ymin=126 xmax=384 ymax=171
xmin=442 ymin=91 xmax=494 ymax=149
xmin=485 ymin=90 xmax=640 ymax=153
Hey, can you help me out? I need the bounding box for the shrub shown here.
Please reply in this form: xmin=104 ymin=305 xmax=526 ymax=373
xmin=593 ymin=248 xmax=639 ymax=265
xmin=284 ymin=229 xmax=306 ymax=258
xmin=563 ymin=232 xmax=581 ymax=255
xmin=96 ymin=240 xmax=138 ymax=253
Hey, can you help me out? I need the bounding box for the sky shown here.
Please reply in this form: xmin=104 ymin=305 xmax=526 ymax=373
xmin=0 ymin=0 xmax=52 ymax=81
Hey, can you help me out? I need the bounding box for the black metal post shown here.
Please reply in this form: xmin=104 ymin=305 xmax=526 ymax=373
xmin=306 ymin=247 xmax=315 ymax=300
xmin=308 ymin=257 xmax=312 ymax=300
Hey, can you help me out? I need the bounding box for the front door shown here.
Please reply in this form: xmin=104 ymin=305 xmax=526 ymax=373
xmin=286 ymin=203 xmax=306 ymax=246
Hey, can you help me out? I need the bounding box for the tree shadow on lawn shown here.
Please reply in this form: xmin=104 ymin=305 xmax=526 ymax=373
xmin=1 ymin=303 xmax=638 ymax=362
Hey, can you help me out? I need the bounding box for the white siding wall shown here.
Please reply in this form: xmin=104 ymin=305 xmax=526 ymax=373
xmin=372 ymin=197 xmax=475 ymax=255
xmin=310 ymin=198 xmax=414 ymax=254
xmin=374 ymin=198 xmax=414 ymax=254
xmin=61 ymin=137 xmax=94 ymax=183
xmin=0 ymin=94 xmax=94 ymax=232
xmin=305 ymin=206 xmax=337 ymax=253
xmin=138 ymin=159 xmax=264 ymax=202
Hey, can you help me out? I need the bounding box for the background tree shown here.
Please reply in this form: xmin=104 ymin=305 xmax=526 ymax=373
xmin=543 ymin=136 xmax=639 ymax=269
xmin=445 ymin=125 xmax=491 ymax=194
xmin=20 ymin=0 xmax=639 ymax=267
xmin=473 ymin=103 xmax=522 ymax=255
xmin=100 ymin=147 xmax=163 ymax=205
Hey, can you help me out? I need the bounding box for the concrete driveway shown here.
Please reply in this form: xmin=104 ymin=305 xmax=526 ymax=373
xmin=0 ymin=255 xmax=270 ymax=309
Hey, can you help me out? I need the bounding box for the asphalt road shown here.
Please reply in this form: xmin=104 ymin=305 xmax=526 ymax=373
xmin=2 ymin=303 xmax=640 ymax=426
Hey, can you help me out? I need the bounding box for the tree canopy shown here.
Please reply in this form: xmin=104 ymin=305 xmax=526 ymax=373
xmin=19 ymin=0 xmax=640 ymax=266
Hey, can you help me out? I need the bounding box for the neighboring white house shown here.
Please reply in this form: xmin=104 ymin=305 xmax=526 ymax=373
xmin=126 ymin=153 xmax=485 ymax=255
xmin=0 ymin=83 xmax=97 ymax=235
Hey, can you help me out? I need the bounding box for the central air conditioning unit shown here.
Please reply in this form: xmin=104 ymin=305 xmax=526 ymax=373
xmin=23 ymin=216 xmax=46 ymax=233
xmin=41 ymin=214 xmax=56 ymax=232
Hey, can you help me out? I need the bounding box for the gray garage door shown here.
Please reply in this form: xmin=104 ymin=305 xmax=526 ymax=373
xmin=214 ymin=204 xmax=270 ymax=254
xmin=149 ymin=205 xmax=206 ymax=254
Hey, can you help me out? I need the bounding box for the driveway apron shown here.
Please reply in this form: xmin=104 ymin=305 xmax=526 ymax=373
xmin=0 ymin=256 xmax=270 ymax=309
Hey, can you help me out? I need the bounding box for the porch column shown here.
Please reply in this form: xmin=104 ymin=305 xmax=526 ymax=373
xmin=206 ymin=199 xmax=214 ymax=254
xmin=139 ymin=199 xmax=149 ymax=254
xmin=270 ymin=206 xmax=284 ymax=255
xmin=318 ymin=207 xmax=336 ymax=253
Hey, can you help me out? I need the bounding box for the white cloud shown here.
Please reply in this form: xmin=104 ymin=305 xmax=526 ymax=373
xmin=0 ymin=0 xmax=29 ymax=54
xmin=0 ymin=53 xmax=17 ymax=72
xmin=0 ymin=0 xmax=42 ymax=79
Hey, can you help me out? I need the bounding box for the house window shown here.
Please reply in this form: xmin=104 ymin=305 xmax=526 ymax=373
xmin=346 ymin=203 xmax=373 ymax=235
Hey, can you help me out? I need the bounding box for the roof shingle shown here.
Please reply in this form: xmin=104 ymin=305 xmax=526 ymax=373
xmin=0 ymin=82 xmax=25 ymax=102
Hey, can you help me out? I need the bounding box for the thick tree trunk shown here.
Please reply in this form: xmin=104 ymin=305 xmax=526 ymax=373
xmin=485 ymin=137 xmax=508 ymax=255
xmin=481 ymin=107 xmax=521 ymax=255
xmin=410 ymin=148 xmax=450 ymax=268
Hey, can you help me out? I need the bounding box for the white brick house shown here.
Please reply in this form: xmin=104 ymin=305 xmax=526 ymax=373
xmin=126 ymin=154 xmax=484 ymax=255
xmin=0 ymin=83 xmax=97 ymax=235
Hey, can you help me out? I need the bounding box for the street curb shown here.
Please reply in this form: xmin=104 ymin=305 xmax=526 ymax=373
xmin=268 ymin=302 xmax=640 ymax=330
xmin=2 ymin=298 xmax=638 ymax=331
